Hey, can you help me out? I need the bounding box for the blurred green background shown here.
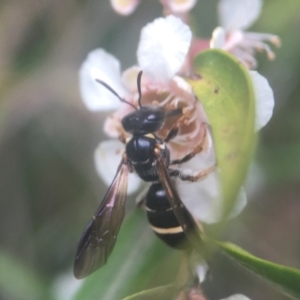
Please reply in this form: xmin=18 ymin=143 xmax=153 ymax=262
xmin=0 ymin=0 xmax=299 ymax=299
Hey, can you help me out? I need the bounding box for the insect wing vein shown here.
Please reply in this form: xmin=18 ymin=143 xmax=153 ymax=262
xmin=155 ymin=153 xmax=204 ymax=251
xmin=74 ymin=156 xmax=129 ymax=278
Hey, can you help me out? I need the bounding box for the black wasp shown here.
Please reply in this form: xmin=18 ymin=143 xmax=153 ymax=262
xmin=74 ymin=71 xmax=213 ymax=279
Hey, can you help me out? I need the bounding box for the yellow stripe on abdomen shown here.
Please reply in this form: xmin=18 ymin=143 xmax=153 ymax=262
xmin=151 ymin=225 xmax=183 ymax=234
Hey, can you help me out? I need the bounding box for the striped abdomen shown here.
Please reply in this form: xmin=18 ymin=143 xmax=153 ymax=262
xmin=146 ymin=182 xmax=188 ymax=249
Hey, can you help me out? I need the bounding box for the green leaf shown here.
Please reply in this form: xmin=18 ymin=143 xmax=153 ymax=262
xmin=0 ymin=250 xmax=53 ymax=300
xmin=219 ymin=241 xmax=300 ymax=300
xmin=186 ymin=49 xmax=256 ymax=217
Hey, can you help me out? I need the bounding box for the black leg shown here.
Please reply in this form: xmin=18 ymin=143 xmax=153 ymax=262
xmin=164 ymin=126 xmax=179 ymax=143
xmin=169 ymin=164 xmax=216 ymax=182
xmin=170 ymin=144 xmax=204 ymax=165
xmin=170 ymin=123 xmax=209 ymax=165
xmin=163 ymin=108 xmax=184 ymax=143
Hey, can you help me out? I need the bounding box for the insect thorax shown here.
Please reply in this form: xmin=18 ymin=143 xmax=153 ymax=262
xmin=126 ymin=134 xmax=170 ymax=182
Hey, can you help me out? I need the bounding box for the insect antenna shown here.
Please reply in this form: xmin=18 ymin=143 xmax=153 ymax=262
xmin=137 ymin=70 xmax=143 ymax=108
xmin=96 ymin=79 xmax=137 ymax=110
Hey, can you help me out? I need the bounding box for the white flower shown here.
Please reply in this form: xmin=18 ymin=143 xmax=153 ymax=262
xmin=79 ymin=49 xmax=128 ymax=111
xmin=218 ymin=0 xmax=262 ymax=31
xmin=137 ymin=15 xmax=192 ymax=83
xmin=159 ymin=0 xmax=197 ymax=16
xmin=209 ymin=4 xmax=276 ymax=132
xmin=220 ymin=295 xmax=251 ymax=300
xmin=110 ymin=0 xmax=140 ymax=15
xmin=80 ymin=16 xmax=216 ymax=221
xmin=191 ymin=253 xmax=209 ymax=283
xmin=80 ymin=15 xmax=206 ymax=159
xmin=94 ymin=140 xmax=141 ymax=194
xmin=174 ymin=141 xmax=247 ymax=224
xmin=211 ymin=0 xmax=280 ymax=69
xmin=250 ymin=71 xmax=274 ymax=130
xmin=52 ymin=271 xmax=82 ymax=300
xmin=110 ymin=0 xmax=196 ymax=16
xmin=79 ymin=15 xmax=274 ymax=226
xmin=79 ymin=15 xmax=274 ymax=288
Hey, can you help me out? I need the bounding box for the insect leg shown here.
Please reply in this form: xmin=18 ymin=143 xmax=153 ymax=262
xmin=164 ymin=126 xmax=180 ymax=142
xmin=164 ymin=112 xmax=189 ymax=143
xmin=169 ymin=164 xmax=216 ymax=182
xmin=170 ymin=123 xmax=209 ymax=165
xmin=170 ymin=143 xmax=203 ymax=165
xmin=118 ymin=132 xmax=127 ymax=144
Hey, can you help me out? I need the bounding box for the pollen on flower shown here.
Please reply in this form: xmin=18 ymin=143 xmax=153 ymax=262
xmin=211 ymin=0 xmax=281 ymax=69
xmin=220 ymin=29 xmax=281 ymax=69
xmin=242 ymin=31 xmax=281 ymax=60
xmin=271 ymin=35 xmax=281 ymax=47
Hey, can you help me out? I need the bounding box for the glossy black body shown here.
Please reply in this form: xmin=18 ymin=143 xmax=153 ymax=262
xmin=146 ymin=182 xmax=187 ymax=249
xmin=124 ymin=107 xmax=189 ymax=249
xmin=126 ymin=135 xmax=170 ymax=181
xmin=122 ymin=106 xmax=165 ymax=135
xmin=124 ymin=106 xmax=169 ymax=181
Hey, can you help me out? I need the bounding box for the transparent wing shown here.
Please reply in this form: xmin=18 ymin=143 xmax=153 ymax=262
xmin=74 ymin=155 xmax=129 ymax=279
xmin=155 ymin=152 xmax=206 ymax=254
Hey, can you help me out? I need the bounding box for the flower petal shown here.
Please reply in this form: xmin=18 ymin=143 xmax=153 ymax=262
xmin=110 ymin=0 xmax=139 ymax=15
xmin=137 ymin=15 xmax=192 ymax=83
xmin=176 ymin=172 xmax=220 ymax=223
xmin=218 ymin=0 xmax=262 ymax=31
xmin=79 ymin=49 xmax=127 ymax=111
xmin=94 ymin=140 xmax=141 ymax=194
xmin=175 ymin=150 xmax=219 ymax=223
xmin=53 ymin=272 xmax=82 ymax=300
xmin=175 ymin=152 xmax=247 ymax=223
xmin=210 ymin=27 xmax=226 ymax=49
xmin=168 ymin=0 xmax=197 ymax=13
xmin=220 ymin=294 xmax=251 ymax=300
xmin=250 ymin=71 xmax=274 ymax=130
xmin=195 ymin=260 xmax=209 ymax=283
xmin=121 ymin=65 xmax=142 ymax=92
